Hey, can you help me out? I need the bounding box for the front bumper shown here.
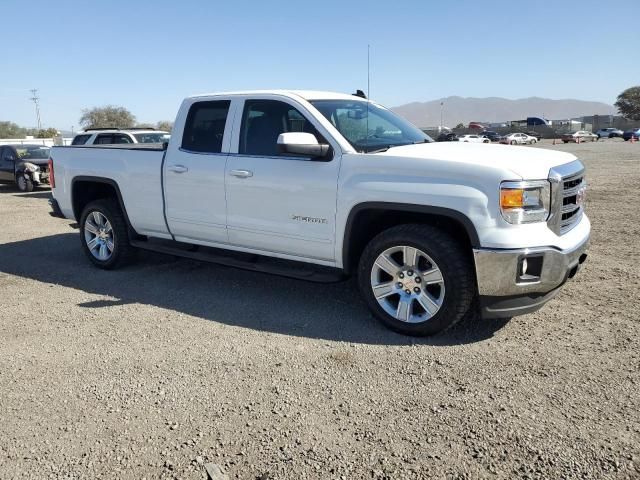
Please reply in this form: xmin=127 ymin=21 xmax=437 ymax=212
xmin=473 ymin=234 xmax=590 ymax=318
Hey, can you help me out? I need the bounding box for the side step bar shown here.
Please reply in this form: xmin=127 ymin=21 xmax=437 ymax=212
xmin=130 ymin=239 xmax=346 ymax=283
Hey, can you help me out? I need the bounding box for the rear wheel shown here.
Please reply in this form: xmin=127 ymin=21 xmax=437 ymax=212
xmin=79 ymin=199 xmax=135 ymax=269
xmin=510 ymin=140 xmax=516 ymax=145
xmin=358 ymin=224 xmax=475 ymax=336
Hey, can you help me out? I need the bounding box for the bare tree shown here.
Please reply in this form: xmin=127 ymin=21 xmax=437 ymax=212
xmin=79 ymin=106 xmax=136 ymax=129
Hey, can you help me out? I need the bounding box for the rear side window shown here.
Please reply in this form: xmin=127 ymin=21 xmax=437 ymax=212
xmin=94 ymin=134 xmax=114 ymax=144
xmin=181 ymin=100 xmax=231 ymax=153
xmin=112 ymin=134 xmax=133 ymax=144
xmin=72 ymin=134 xmax=92 ymax=145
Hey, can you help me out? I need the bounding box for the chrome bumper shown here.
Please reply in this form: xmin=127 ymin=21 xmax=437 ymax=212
xmin=473 ymin=235 xmax=590 ymax=318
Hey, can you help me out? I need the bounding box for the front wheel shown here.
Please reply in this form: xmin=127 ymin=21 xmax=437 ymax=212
xmin=16 ymin=174 xmax=34 ymax=192
xmin=358 ymin=224 xmax=475 ymax=336
xmin=510 ymin=140 xmax=516 ymax=145
xmin=80 ymin=199 xmax=135 ymax=269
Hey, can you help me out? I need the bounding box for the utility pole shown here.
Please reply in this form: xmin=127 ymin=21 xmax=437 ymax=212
xmin=29 ymin=89 xmax=42 ymax=131
xmin=440 ymin=102 xmax=444 ymax=129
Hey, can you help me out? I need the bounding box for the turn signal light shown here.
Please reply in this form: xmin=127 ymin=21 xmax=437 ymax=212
xmin=500 ymin=189 xmax=523 ymax=208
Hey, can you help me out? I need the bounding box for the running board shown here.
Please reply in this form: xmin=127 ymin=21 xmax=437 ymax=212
xmin=129 ymin=239 xmax=346 ymax=283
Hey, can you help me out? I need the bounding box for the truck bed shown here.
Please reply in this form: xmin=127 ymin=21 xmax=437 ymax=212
xmin=50 ymin=145 xmax=170 ymax=239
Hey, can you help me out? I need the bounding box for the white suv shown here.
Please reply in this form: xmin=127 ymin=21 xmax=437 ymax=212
xmin=71 ymin=128 xmax=170 ymax=146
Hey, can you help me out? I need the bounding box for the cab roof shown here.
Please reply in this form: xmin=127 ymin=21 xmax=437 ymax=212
xmin=188 ymin=90 xmax=364 ymax=101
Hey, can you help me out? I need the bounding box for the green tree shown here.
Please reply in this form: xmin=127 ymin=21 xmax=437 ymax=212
xmin=455 ymin=123 xmax=465 ymax=129
xmin=156 ymin=120 xmax=173 ymax=132
xmin=36 ymin=128 xmax=59 ymax=138
xmin=135 ymin=123 xmax=155 ymax=129
xmin=0 ymin=121 xmax=27 ymax=138
xmin=79 ymin=106 xmax=136 ymax=129
xmin=615 ymin=86 xmax=640 ymax=120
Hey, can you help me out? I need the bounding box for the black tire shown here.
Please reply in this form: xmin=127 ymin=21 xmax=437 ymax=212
xmin=563 ymin=140 xmax=569 ymax=144
xmin=16 ymin=174 xmax=34 ymax=192
xmin=79 ymin=199 xmax=135 ymax=269
xmin=357 ymin=224 xmax=475 ymax=336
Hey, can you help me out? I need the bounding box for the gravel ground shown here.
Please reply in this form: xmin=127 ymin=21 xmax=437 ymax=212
xmin=1 ymin=139 xmax=639 ymax=479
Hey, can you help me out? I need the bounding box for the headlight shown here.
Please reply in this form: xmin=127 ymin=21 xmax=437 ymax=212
xmin=500 ymin=180 xmax=551 ymax=224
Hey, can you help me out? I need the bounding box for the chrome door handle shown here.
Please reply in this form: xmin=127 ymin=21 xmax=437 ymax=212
xmin=229 ymin=169 xmax=253 ymax=178
xmin=168 ymin=165 xmax=188 ymax=173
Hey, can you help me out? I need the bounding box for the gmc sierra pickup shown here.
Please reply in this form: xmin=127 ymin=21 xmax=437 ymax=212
xmin=48 ymin=90 xmax=589 ymax=336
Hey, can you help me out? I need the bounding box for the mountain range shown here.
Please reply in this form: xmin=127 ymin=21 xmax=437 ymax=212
xmin=391 ymin=96 xmax=615 ymax=128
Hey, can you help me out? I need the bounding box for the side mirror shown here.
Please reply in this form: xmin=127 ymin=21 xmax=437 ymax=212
xmin=277 ymin=132 xmax=330 ymax=159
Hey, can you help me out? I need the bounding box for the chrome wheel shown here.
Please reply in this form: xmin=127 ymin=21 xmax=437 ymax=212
xmin=370 ymin=245 xmax=445 ymax=323
xmin=84 ymin=211 xmax=114 ymax=261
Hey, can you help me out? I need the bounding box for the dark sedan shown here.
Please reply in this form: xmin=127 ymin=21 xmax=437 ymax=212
xmin=0 ymin=144 xmax=51 ymax=192
xmin=623 ymin=128 xmax=640 ymax=141
xmin=436 ymin=132 xmax=459 ymax=142
xmin=480 ymin=131 xmax=501 ymax=142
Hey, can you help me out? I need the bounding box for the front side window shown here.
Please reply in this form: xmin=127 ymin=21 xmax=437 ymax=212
xmin=239 ymin=100 xmax=322 ymax=156
xmin=181 ymin=100 xmax=231 ymax=153
xmin=310 ymin=99 xmax=432 ymax=153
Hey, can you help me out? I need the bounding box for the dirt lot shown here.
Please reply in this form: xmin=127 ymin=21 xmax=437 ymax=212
xmin=1 ymin=139 xmax=639 ymax=479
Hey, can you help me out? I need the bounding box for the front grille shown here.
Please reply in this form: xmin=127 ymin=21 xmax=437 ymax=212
xmin=559 ymin=173 xmax=584 ymax=234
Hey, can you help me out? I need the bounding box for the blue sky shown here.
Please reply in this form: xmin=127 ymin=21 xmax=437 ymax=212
xmin=2 ymin=0 xmax=638 ymax=130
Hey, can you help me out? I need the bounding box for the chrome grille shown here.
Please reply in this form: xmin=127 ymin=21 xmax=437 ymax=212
xmin=547 ymin=160 xmax=586 ymax=235
xmin=559 ymin=173 xmax=584 ymax=234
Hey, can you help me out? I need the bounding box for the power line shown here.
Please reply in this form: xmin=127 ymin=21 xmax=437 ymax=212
xmin=29 ymin=88 xmax=42 ymax=131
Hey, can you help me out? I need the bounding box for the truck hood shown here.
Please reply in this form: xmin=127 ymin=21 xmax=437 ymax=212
xmin=376 ymin=142 xmax=577 ymax=179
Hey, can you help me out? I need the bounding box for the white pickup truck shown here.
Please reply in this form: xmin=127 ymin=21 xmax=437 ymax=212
xmin=48 ymin=90 xmax=590 ymax=336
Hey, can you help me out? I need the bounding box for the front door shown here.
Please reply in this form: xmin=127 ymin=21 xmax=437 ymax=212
xmin=0 ymin=147 xmax=16 ymax=182
xmin=163 ymin=99 xmax=234 ymax=244
xmin=225 ymin=99 xmax=340 ymax=262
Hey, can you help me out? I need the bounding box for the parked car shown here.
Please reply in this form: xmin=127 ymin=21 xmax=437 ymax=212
xmin=436 ymin=132 xmax=458 ymax=142
xmin=561 ymin=131 xmax=597 ymax=143
xmin=71 ymin=128 xmax=170 ymax=146
xmin=0 ymin=144 xmax=51 ymax=192
xmin=500 ymin=133 xmax=537 ymax=145
xmin=525 ymin=131 xmax=543 ymax=141
xmin=480 ymin=131 xmax=501 ymax=142
xmin=458 ymin=134 xmax=490 ymax=143
xmin=596 ymin=128 xmax=624 ymax=139
xmin=49 ymin=89 xmax=589 ymax=337
xmin=622 ymin=128 xmax=640 ymax=141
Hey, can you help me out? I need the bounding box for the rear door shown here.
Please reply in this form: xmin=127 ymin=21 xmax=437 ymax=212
xmin=224 ymin=97 xmax=341 ymax=262
xmin=163 ymin=98 xmax=235 ymax=244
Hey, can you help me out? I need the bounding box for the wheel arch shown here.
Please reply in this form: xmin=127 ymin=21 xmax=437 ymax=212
xmin=342 ymin=202 xmax=480 ymax=275
xmin=71 ymin=176 xmax=133 ymax=231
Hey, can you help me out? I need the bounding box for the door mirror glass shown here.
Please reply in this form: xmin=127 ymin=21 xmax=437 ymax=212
xmin=277 ymin=132 xmax=330 ymax=158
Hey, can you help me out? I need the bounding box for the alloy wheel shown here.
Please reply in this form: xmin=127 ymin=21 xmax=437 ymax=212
xmin=370 ymin=245 xmax=446 ymax=323
xmin=84 ymin=211 xmax=114 ymax=261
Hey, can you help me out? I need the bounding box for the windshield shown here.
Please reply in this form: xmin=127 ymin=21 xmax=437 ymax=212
xmin=310 ymin=100 xmax=432 ymax=153
xmin=16 ymin=146 xmax=50 ymax=160
xmin=133 ymin=132 xmax=171 ymax=143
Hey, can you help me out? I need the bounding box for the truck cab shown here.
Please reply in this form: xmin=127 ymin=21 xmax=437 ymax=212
xmin=49 ymin=90 xmax=590 ymax=336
